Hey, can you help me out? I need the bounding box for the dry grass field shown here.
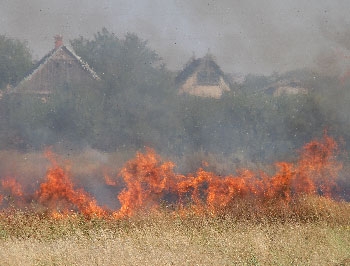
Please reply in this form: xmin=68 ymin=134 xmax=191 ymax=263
xmin=0 ymin=135 xmax=349 ymax=265
xmin=0 ymin=199 xmax=349 ymax=266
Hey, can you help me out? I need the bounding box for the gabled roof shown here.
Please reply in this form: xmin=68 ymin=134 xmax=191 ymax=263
xmin=175 ymin=54 xmax=230 ymax=86
xmin=13 ymin=44 xmax=100 ymax=92
xmin=175 ymin=53 xmax=231 ymax=98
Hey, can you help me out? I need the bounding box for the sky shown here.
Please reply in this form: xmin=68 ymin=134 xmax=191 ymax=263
xmin=1 ymin=0 xmax=350 ymax=75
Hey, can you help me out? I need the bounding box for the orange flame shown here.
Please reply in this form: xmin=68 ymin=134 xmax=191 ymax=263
xmin=112 ymin=133 xmax=343 ymax=217
xmin=0 ymin=133 xmax=345 ymax=219
xmin=113 ymin=148 xmax=177 ymax=218
xmin=0 ymin=177 xmax=24 ymax=207
xmin=36 ymin=149 xmax=106 ymax=218
xmin=1 ymin=177 xmax=23 ymax=197
xmin=295 ymin=134 xmax=340 ymax=197
xmin=104 ymin=173 xmax=117 ymax=186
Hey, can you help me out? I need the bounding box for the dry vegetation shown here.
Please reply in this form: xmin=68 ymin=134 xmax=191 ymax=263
xmin=0 ymin=197 xmax=349 ymax=266
xmin=0 ymin=135 xmax=349 ymax=265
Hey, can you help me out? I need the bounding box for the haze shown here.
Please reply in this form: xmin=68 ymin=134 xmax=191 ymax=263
xmin=1 ymin=0 xmax=350 ymax=74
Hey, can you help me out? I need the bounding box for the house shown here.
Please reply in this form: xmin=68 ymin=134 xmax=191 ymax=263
xmin=175 ymin=53 xmax=231 ymax=98
xmin=265 ymin=79 xmax=308 ymax=97
xmin=11 ymin=35 xmax=100 ymax=96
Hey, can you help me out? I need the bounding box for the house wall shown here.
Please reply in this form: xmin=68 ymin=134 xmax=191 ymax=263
xmin=273 ymin=86 xmax=308 ymax=97
xmin=179 ymin=72 xmax=230 ymax=99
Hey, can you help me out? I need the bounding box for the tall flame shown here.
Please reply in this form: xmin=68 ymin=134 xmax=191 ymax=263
xmin=113 ymin=148 xmax=177 ymax=218
xmin=0 ymin=133 xmax=346 ymax=219
xmin=0 ymin=177 xmax=24 ymax=207
xmin=113 ymin=133 xmax=343 ymax=217
xmin=1 ymin=177 xmax=23 ymax=197
xmin=36 ymin=150 xmax=106 ymax=218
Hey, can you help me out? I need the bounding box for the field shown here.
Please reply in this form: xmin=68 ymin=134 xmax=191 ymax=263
xmin=0 ymin=204 xmax=349 ymax=266
xmin=0 ymin=135 xmax=349 ymax=265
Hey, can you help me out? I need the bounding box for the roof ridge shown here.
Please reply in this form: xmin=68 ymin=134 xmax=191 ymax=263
xmin=175 ymin=55 xmax=228 ymax=86
xmin=63 ymin=45 xmax=100 ymax=80
xmin=13 ymin=45 xmax=100 ymax=91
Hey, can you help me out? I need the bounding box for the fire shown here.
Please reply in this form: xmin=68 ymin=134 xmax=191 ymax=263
xmin=104 ymin=172 xmax=117 ymax=186
xmin=0 ymin=177 xmax=24 ymax=207
xmin=1 ymin=177 xmax=23 ymax=197
xmin=114 ymin=133 xmax=343 ymax=217
xmin=0 ymin=133 xmax=347 ymax=219
xmin=36 ymin=150 xmax=106 ymax=218
xmin=113 ymin=148 xmax=177 ymax=218
xmin=295 ymin=134 xmax=340 ymax=197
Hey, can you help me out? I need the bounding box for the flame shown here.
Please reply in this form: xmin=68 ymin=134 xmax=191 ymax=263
xmin=36 ymin=149 xmax=106 ymax=218
xmin=295 ymin=134 xmax=340 ymax=197
xmin=113 ymin=133 xmax=343 ymax=217
xmin=104 ymin=173 xmax=117 ymax=186
xmin=1 ymin=177 xmax=23 ymax=197
xmin=113 ymin=148 xmax=177 ymax=218
xmin=0 ymin=177 xmax=24 ymax=207
xmin=0 ymin=133 xmax=346 ymax=220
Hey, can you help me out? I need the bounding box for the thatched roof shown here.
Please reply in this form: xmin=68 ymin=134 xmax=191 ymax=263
xmin=175 ymin=54 xmax=231 ymax=98
xmin=175 ymin=54 xmax=230 ymax=86
xmin=19 ymin=45 xmax=100 ymax=85
xmin=12 ymin=43 xmax=100 ymax=94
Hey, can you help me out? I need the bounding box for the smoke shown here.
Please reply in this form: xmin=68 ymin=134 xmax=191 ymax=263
xmin=312 ymin=15 xmax=350 ymax=77
xmin=0 ymin=134 xmax=348 ymax=219
xmin=1 ymin=0 xmax=350 ymax=74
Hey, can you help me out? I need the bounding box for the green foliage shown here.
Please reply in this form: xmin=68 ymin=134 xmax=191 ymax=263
xmin=173 ymin=90 xmax=326 ymax=163
xmin=71 ymin=28 xmax=162 ymax=96
xmin=1 ymin=29 xmax=349 ymax=167
xmin=0 ymin=35 xmax=32 ymax=89
xmin=71 ymin=28 xmax=178 ymax=151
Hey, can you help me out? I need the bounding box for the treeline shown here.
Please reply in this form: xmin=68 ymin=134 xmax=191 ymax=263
xmin=0 ymin=29 xmax=349 ymax=167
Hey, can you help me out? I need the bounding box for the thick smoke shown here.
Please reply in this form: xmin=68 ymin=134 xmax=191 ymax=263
xmin=0 ymin=0 xmax=349 ymax=213
xmin=1 ymin=0 xmax=350 ymax=74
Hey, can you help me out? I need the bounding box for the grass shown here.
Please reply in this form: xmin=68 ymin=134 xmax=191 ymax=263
xmin=0 ymin=199 xmax=349 ymax=266
xmin=0 ymin=145 xmax=349 ymax=265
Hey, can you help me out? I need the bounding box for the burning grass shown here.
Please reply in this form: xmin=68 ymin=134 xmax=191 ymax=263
xmin=0 ymin=133 xmax=349 ymax=264
xmin=0 ymin=133 xmax=348 ymax=221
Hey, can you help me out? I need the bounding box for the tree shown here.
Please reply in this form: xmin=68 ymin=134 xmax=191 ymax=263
xmin=71 ymin=28 xmax=178 ymax=151
xmin=0 ymin=35 xmax=32 ymax=89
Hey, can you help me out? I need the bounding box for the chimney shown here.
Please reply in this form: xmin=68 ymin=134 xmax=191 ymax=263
xmin=54 ymin=35 xmax=63 ymax=49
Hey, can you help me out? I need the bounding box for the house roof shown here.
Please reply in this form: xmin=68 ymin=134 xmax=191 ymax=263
xmin=175 ymin=53 xmax=230 ymax=86
xmin=13 ymin=44 xmax=100 ymax=91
